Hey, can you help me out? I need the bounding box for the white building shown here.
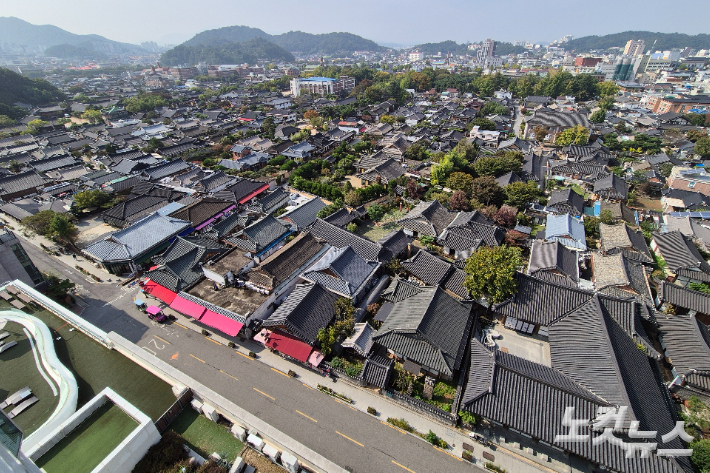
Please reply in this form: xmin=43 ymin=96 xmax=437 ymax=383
xmin=408 ymin=51 xmax=424 ymax=62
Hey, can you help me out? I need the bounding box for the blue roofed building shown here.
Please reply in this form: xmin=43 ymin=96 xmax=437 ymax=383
xmin=540 ymin=214 xmax=587 ymax=251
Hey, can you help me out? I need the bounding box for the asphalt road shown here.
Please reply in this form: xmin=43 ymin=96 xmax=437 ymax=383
xmin=21 ymin=238 xmax=484 ymax=473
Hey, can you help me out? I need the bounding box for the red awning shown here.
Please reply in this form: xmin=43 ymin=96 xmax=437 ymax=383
xmin=143 ymin=280 xmax=177 ymax=305
xmin=264 ymin=330 xmax=313 ymax=363
xmin=169 ymin=295 xmax=206 ymax=319
xmin=200 ymin=310 xmax=244 ymax=337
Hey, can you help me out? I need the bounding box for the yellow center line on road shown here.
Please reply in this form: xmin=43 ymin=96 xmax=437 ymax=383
xmin=302 ymin=383 xmax=313 ymax=390
xmin=295 ymin=410 xmax=318 ymax=423
xmin=173 ymin=322 xmax=188 ymax=330
xmin=380 ymin=421 xmax=407 ymax=434
xmin=335 ymin=431 xmax=364 ymax=447
xmin=391 ymin=460 xmax=416 ymax=473
xmin=205 ymin=337 xmax=222 ymax=346
xmin=235 ymin=351 xmax=253 ymax=360
xmin=433 ymin=445 xmax=462 ymax=461
xmin=153 ymin=335 xmax=171 ymax=345
xmin=253 ymin=388 xmax=275 ymax=400
xmin=271 ymin=367 xmax=290 ymax=378
xmin=189 ymin=354 xmax=205 ymax=363
xmin=219 ymin=369 xmax=238 ymax=381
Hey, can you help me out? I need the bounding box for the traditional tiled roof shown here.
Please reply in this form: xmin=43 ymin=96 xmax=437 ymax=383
xmin=373 ymin=284 xmax=474 ymax=376
xmin=142 ymin=160 xmax=190 ymax=180
xmin=169 ymin=197 xmax=233 ymax=228
xmin=361 ymin=355 xmax=393 ymax=388
xmin=323 ymin=208 xmax=359 ymax=228
xmin=599 ymin=223 xmax=652 ymax=263
xmin=546 ymin=188 xmax=585 ymax=216
xmin=377 ymin=229 xmax=412 ymax=259
xmin=0 ymin=171 xmax=46 ymax=198
xmin=212 ymin=177 xmax=268 ymax=204
xmin=30 ymin=155 xmax=78 ymax=172
xmin=593 ymin=253 xmax=653 ymax=305
xmin=263 ymin=283 xmax=339 ymax=345
xmin=528 ymin=240 xmax=579 ymax=282
xmin=193 ymin=171 xmax=235 ymax=193
xmin=525 ymin=108 xmax=590 ymax=128
xmin=653 ymin=230 xmax=710 ymax=280
xmin=659 ymin=282 xmax=710 ymax=315
xmin=84 ymin=212 xmax=191 ymax=263
xmin=102 ymin=194 xmax=171 ymax=228
xmin=301 ymin=246 xmax=380 ymax=299
xmin=146 ymin=237 xmax=227 ymax=292
xmin=342 ymin=323 xmax=376 ymax=357
xmin=544 ymin=214 xmax=586 ymax=250
xmin=380 ymin=277 xmax=424 ymax=303
xmin=659 ymin=311 xmax=710 ymax=386
xmin=594 ymin=173 xmax=628 ymax=200
xmin=226 ymin=215 xmax=289 ymax=253
xmin=397 ymin=200 xmax=456 ymax=237
xmin=246 ymin=188 xmax=289 ymax=215
xmin=280 ymin=197 xmax=327 ymax=231
xmin=307 ymin=218 xmax=390 ymax=262
xmin=357 ymin=158 xmax=406 ymax=183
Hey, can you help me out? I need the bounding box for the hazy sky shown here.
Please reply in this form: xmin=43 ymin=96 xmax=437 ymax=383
xmin=4 ymin=0 xmax=708 ymax=46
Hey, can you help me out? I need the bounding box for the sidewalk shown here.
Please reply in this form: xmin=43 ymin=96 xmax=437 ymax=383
xmin=12 ymin=226 xmax=125 ymax=284
xmin=147 ymin=293 xmax=577 ymax=473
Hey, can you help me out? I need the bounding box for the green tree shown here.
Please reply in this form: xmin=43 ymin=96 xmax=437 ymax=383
xmin=380 ymin=115 xmax=396 ymax=125
xmin=469 ymin=118 xmax=497 ymax=131
xmin=446 ymin=171 xmax=474 ymax=192
xmin=686 ymin=113 xmax=707 ymax=126
xmin=589 ymin=109 xmax=606 ymax=124
xmin=533 ymin=126 xmax=548 ymax=142
xmin=473 ymin=155 xmax=523 ymax=177
xmin=584 ymin=216 xmax=600 ymax=238
xmin=48 ymin=213 xmax=77 ymax=243
xmin=503 ymin=181 xmax=541 ymax=208
xmin=80 ymin=109 xmax=103 ymax=124
xmin=21 ymin=119 xmax=49 ymax=135
xmin=471 ymin=176 xmax=503 ymax=206
xmin=449 ymin=190 xmax=469 ymax=210
xmin=599 ymin=209 xmax=615 ymax=225
xmin=21 ymin=210 xmax=56 ymax=236
xmin=367 ymin=204 xmax=385 ymax=221
xmin=73 ymin=189 xmax=112 ymax=211
xmin=597 ymin=81 xmax=619 ymax=97
xmin=431 ymin=154 xmax=455 ymax=185
xmin=555 ymin=125 xmax=590 ymax=146
xmin=44 ymin=273 xmax=76 ymax=305
xmin=0 ymin=115 xmax=16 ymax=127
xmin=464 ymin=245 xmax=521 ymax=303
xmin=8 ymin=160 xmax=23 ymax=173
xmin=695 ymin=136 xmax=710 ymax=158
xmin=316 ymin=326 xmax=337 ymax=356
xmin=691 ymin=439 xmax=710 ymax=473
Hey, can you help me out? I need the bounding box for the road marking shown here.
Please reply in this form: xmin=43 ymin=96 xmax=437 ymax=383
xmin=433 ymin=446 xmax=462 ymax=461
xmin=335 ymin=431 xmax=363 ymax=447
xmin=171 ymin=352 xmax=179 ymax=360
xmin=253 ymin=388 xmax=275 ymax=400
xmin=174 ymin=322 xmax=188 ymax=330
xmin=205 ymin=337 xmax=222 ymax=346
xmin=219 ymin=369 xmax=238 ymax=381
xmin=295 ymin=410 xmax=317 ymax=423
xmin=334 ymin=398 xmax=356 ymax=410
xmin=391 ymin=461 xmax=416 ymax=473
xmin=153 ymin=335 xmax=171 ymax=345
xmin=141 ymin=346 xmax=157 ymax=355
xmin=235 ymin=351 xmax=253 ymax=360
xmin=271 ymin=367 xmax=290 ymax=378
xmin=190 ymin=354 xmax=205 ymax=363
xmin=381 ymin=421 xmax=407 ymax=434
xmin=302 ymin=383 xmax=313 ymax=390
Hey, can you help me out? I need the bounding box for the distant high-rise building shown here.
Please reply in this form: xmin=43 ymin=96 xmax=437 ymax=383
xmin=0 ymin=230 xmax=43 ymax=287
xmin=477 ymin=39 xmax=495 ymax=62
xmin=623 ymin=39 xmax=646 ymax=56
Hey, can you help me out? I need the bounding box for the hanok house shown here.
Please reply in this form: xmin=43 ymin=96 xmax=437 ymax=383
xmin=593 ymin=173 xmax=628 ymax=201
xmin=522 ymin=108 xmax=591 ymax=141
xmin=279 ymin=197 xmax=327 ymax=231
xmin=539 ymin=214 xmax=586 ymax=251
xmin=651 ymin=230 xmax=710 ymax=285
xmin=545 ymin=188 xmax=585 ymax=217
xmin=212 ymin=177 xmax=270 ymax=207
xmin=591 ymin=252 xmax=654 ymax=304
xmin=169 ymin=197 xmax=236 ymax=233
xmin=599 ymin=223 xmax=653 ymax=264
xmin=657 ymin=282 xmax=710 ymax=398
xmin=462 ymin=292 xmax=685 ymax=473
xmin=225 ymin=215 xmax=291 ymax=261
xmin=356 ymin=158 xmax=406 ymax=187
xmin=0 ymin=171 xmax=47 ymax=201
xmin=397 ymin=200 xmax=456 ymax=239
xmin=401 ymin=249 xmax=470 ymax=300
xmin=371 ymin=279 xmax=475 ymax=380
xmin=83 ymin=212 xmax=192 ymax=275
xmin=527 ymin=240 xmax=579 ymax=286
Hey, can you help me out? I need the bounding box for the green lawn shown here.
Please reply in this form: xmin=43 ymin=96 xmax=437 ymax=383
xmin=36 ymin=402 xmax=137 ymax=473
xmin=0 ymin=300 xmax=175 ymax=421
xmin=354 ymin=209 xmax=407 ymax=242
xmin=0 ymin=321 xmax=59 ymax=435
xmin=168 ymin=408 xmax=244 ymax=462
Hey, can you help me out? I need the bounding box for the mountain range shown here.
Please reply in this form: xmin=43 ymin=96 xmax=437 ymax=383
xmin=564 ymin=31 xmax=710 ymax=52
xmin=0 ymin=17 xmax=145 ymax=55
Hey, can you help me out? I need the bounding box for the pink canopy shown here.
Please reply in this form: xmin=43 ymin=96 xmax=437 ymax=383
xmin=146 ymin=305 xmax=162 ymax=315
xmin=308 ymin=350 xmax=324 ymax=368
xmin=200 ymin=310 xmax=244 ymax=337
xmin=169 ymin=295 xmax=206 ymax=319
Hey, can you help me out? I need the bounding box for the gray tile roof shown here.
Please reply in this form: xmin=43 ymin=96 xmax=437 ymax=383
xmin=146 ymin=237 xmax=227 ymax=292
xmin=659 ymin=310 xmax=710 ymax=387
xmin=0 ymin=171 xmax=46 ymax=198
xmin=397 ymin=200 xmax=456 ymax=238
xmin=280 ymin=197 xmax=327 ymax=231
xmin=246 ymin=188 xmax=289 ymax=215
xmin=653 ymin=230 xmax=710 ymax=278
xmin=528 ymin=240 xmax=579 ymax=282
xmin=245 ymin=233 xmax=325 ymax=290
xmin=401 ymin=249 xmax=470 ymax=299
xmin=142 ymin=160 xmax=190 ymax=181
xmin=301 ymin=246 xmax=380 ymax=300
xmin=599 ymin=223 xmax=652 ymax=263
xmin=659 ymin=281 xmax=710 ymax=315
xmin=546 ymin=188 xmax=585 ymax=216
xmin=84 ymin=212 xmax=191 ymax=263
xmin=377 ymin=229 xmax=412 ymax=259
xmin=263 ymin=283 xmax=339 ymax=345
xmin=226 ymin=215 xmax=289 ymax=253
xmin=373 ymin=284 xmax=474 ymax=376
xmin=307 ymin=218 xmax=390 ymax=262
xmin=342 ymin=322 xmax=376 ymax=357
xmin=594 ymin=173 xmax=628 ymax=200
xmin=361 ymin=355 xmax=393 ymax=388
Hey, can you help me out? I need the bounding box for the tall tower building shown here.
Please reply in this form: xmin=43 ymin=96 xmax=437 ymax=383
xmin=624 ymin=39 xmax=646 ymax=56
xmin=477 ymin=39 xmax=495 ymax=62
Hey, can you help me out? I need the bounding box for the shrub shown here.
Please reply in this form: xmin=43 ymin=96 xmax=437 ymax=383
xmin=346 ymin=222 xmax=358 ymax=232
xmin=485 ymin=463 xmax=507 ymax=473
xmin=248 ymin=351 xmax=257 ymax=358
xmin=459 ymin=410 xmax=476 ymax=425
xmin=132 ymin=430 xmax=188 ymax=473
xmin=462 ymin=450 xmax=473 ymax=461
xmin=387 ymin=417 xmax=415 ymax=433
xmin=345 ymin=363 xmax=363 ymax=377
xmin=330 ymin=357 xmax=344 ymax=369
xmin=367 ymin=406 xmax=377 ymax=415
xmin=227 ymin=341 xmax=236 ymax=348
xmin=425 ymin=430 xmax=439 ymax=444
xmin=201 ymin=329 xmax=210 ymax=336
xmin=288 ymin=370 xmax=297 ymax=377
